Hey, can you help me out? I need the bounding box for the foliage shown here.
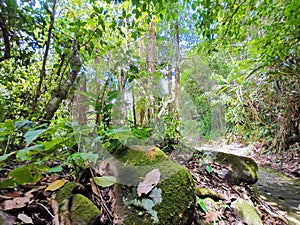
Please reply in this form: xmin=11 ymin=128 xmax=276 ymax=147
xmin=0 ymin=118 xmax=95 ymax=188
xmin=196 ymin=196 xmax=208 ymax=213
xmin=94 ymin=176 xmax=117 ymax=188
xmin=188 ymin=0 xmax=300 ymax=151
xmin=0 ymin=0 xmax=299 ymax=192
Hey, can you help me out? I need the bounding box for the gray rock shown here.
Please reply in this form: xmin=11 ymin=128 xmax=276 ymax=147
xmin=233 ymin=198 xmax=263 ymax=225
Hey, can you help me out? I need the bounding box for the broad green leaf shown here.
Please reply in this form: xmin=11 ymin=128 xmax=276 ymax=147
xmin=43 ymin=136 xmax=63 ymax=150
xmin=1 ymin=165 xmax=42 ymax=188
xmin=0 ymin=152 xmax=16 ymax=162
xmin=129 ymin=64 xmax=139 ymax=73
xmin=48 ymin=165 xmax=63 ymax=173
xmin=108 ymin=90 xmax=119 ymax=101
xmin=94 ymin=176 xmax=116 ymax=188
xmin=16 ymin=145 xmax=44 ymax=161
xmin=93 ymin=5 xmax=103 ymax=14
xmin=0 ymin=178 xmax=17 ymax=189
xmin=24 ymin=129 xmax=47 ymax=146
xmin=15 ymin=120 xmax=34 ymax=130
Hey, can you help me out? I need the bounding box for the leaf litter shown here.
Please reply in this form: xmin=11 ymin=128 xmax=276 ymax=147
xmin=0 ymin=143 xmax=295 ymax=225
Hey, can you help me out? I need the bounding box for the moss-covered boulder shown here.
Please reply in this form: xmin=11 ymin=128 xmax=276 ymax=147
xmin=112 ymin=145 xmax=195 ymax=225
xmin=70 ymin=194 xmax=100 ymax=225
xmin=214 ymin=152 xmax=258 ymax=185
xmin=233 ymin=198 xmax=263 ymax=225
xmin=56 ymin=182 xmax=100 ymax=225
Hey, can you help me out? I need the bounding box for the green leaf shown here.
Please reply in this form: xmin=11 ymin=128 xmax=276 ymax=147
xmin=48 ymin=165 xmax=63 ymax=173
xmin=0 ymin=152 xmax=16 ymax=162
xmin=129 ymin=64 xmax=139 ymax=73
xmin=0 ymin=165 xmax=42 ymax=188
xmin=15 ymin=120 xmax=34 ymax=130
xmin=197 ymin=197 xmax=208 ymax=213
xmin=16 ymin=145 xmax=44 ymax=161
xmin=24 ymin=129 xmax=47 ymax=146
xmin=205 ymin=165 xmax=213 ymax=174
xmin=0 ymin=178 xmax=17 ymax=189
xmin=43 ymin=136 xmax=63 ymax=150
xmin=93 ymin=5 xmax=102 ymax=14
xmin=108 ymin=90 xmax=119 ymax=101
xmin=94 ymin=176 xmax=116 ymax=188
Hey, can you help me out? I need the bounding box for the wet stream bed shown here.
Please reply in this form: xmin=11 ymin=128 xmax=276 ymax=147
xmin=254 ymin=167 xmax=300 ymax=222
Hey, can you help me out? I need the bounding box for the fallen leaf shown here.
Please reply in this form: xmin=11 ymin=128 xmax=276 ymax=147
xmin=2 ymin=196 xmax=31 ymax=210
xmin=45 ymin=179 xmax=66 ymax=192
xmin=18 ymin=213 xmax=33 ymax=224
xmin=94 ymin=176 xmax=116 ymax=188
xmin=0 ymin=210 xmax=16 ymax=225
xmin=137 ymin=169 xmax=161 ymax=197
xmin=205 ymin=210 xmax=219 ymax=223
xmin=5 ymin=191 xmax=22 ymax=198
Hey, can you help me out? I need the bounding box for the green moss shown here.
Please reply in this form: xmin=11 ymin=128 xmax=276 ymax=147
xmin=114 ymin=146 xmax=195 ymax=225
xmin=113 ymin=145 xmax=168 ymax=166
xmin=215 ymin=152 xmax=258 ymax=184
xmin=56 ymin=182 xmax=78 ymax=210
xmin=154 ymin=165 xmax=195 ymax=225
xmin=195 ymin=187 xmax=225 ymax=200
xmin=113 ymin=146 xmax=169 ymax=186
xmin=70 ymin=194 xmax=100 ymax=225
xmin=234 ymin=198 xmax=262 ymax=225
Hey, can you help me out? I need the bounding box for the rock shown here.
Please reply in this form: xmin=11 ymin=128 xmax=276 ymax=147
xmin=70 ymin=194 xmax=100 ymax=225
xmin=214 ymin=152 xmax=258 ymax=185
xmin=56 ymin=182 xmax=100 ymax=225
xmin=233 ymin=198 xmax=263 ymax=225
xmin=112 ymin=145 xmax=195 ymax=225
xmin=195 ymin=187 xmax=226 ymax=200
xmin=287 ymin=213 xmax=300 ymax=225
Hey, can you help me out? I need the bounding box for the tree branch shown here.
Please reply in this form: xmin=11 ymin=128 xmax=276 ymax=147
xmin=222 ymin=0 xmax=247 ymax=39
xmin=0 ymin=13 xmax=11 ymax=62
xmin=33 ymin=0 xmax=57 ymax=107
xmin=41 ymin=40 xmax=82 ymax=122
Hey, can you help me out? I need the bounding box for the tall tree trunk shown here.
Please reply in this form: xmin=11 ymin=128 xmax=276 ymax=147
xmin=147 ymin=18 xmax=156 ymax=123
xmin=33 ymin=0 xmax=57 ymax=108
xmin=148 ymin=19 xmax=155 ymax=74
xmin=41 ymin=41 xmax=81 ymax=122
xmin=174 ymin=19 xmax=180 ymax=116
xmin=75 ymin=75 xmax=87 ymax=125
xmin=168 ymin=23 xmax=174 ymax=115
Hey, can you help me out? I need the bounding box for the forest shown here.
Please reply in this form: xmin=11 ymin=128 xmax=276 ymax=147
xmin=0 ymin=0 xmax=299 ymax=224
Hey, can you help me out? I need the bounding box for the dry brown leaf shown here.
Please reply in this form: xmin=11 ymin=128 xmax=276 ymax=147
xmin=45 ymin=179 xmax=66 ymax=192
xmin=205 ymin=210 xmax=219 ymax=223
xmin=5 ymin=191 xmax=22 ymax=198
xmin=18 ymin=213 xmax=33 ymax=224
xmin=2 ymin=196 xmax=31 ymax=211
xmin=137 ymin=169 xmax=161 ymax=197
xmin=49 ymin=198 xmax=59 ymax=225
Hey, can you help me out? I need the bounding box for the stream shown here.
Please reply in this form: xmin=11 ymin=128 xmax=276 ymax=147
xmin=197 ymin=143 xmax=300 ymax=223
xmin=254 ymin=167 xmax=300 ymax=219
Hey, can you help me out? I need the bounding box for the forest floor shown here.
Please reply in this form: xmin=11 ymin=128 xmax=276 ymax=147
xmin=187 ymin=140 xmax=300 ymax=224
xmin=0 ymin=141 xmax=299 ymax=225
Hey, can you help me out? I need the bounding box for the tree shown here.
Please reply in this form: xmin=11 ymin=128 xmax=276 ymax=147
xmin=190 ymin=0 xmax=300 ymax=151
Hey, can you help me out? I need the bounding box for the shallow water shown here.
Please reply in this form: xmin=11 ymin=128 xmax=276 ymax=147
xmin=254 ymin=167 xmax=300 ymax=216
